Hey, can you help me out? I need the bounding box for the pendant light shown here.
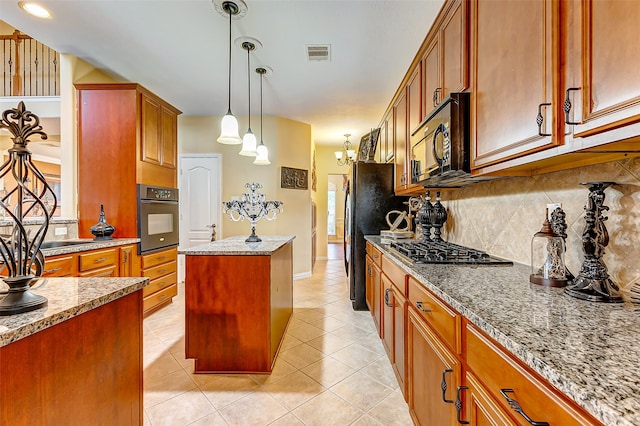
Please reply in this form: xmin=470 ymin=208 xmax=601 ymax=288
xmin=239 ymin=41 xmax=257 ymax=156
xmin=254 ymin=67 xmax=271 ymax=165
xmin=217 ymin=1 xmax=242 ymax=144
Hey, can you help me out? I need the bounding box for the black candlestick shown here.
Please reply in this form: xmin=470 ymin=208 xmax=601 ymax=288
xmin=432 ymin=191 xmax=448 ymax=242
xmin=418 ymin=191 xmax=434 ymax=241
xmin=565 ymin=182 xmax=622 ymax=303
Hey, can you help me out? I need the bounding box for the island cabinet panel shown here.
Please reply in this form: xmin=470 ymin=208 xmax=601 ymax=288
xmin=565 ymin=0 xmax=640 ymax=139
xmin=185 ymin=243 xmax=293 ymax=374
xmin=0 ymin=291 xmax=143 ymax=426
xmin=465 ymin=323 xmax=602 ymax=426
xmin=470 ymin=0 xmax=560 ymax=169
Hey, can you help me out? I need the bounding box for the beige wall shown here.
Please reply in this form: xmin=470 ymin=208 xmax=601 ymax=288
xmin=440 ymin=156 xmax=640 ymax=288
xmin=178 ymin=115 xmax=312 ymax=276
xmin=314 ymin=145 xmax=352 ymax=259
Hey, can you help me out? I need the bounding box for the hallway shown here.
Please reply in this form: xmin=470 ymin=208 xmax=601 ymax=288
xmin=142 ymin=259 xmax=412 ymax=425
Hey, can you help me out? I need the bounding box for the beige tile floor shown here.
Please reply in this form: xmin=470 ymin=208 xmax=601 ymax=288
xmin=143 ymin=258 xmax=413 ymax=426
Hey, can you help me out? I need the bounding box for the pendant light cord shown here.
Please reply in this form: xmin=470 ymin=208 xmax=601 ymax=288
xmin=227 ymin=7 xmax=232 ymax=114
xmin=246 ymin=46 xmax=251 ymax=130
xmin=260 ymin=72 xmax=263 ymax=142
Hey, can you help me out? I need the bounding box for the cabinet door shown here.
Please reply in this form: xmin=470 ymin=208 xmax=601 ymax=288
xmin=141 ymin=93 xmax=162 ymax=165
xmin=441 ymin=0 xmax=468 ymax=98
xmin=42 ymin=255 xmax=76 ymax=277
xmin=471 ymin=0 xmax=559 ymax=169
xmin=392 ymin=285 xmax=406 ymax=396
xmin=378 ymin=116 xmax=388 ymax=164
xmin=381 ymin=272 xmax=394 ymax=357
xmin=466 ymin=372 xmax=517 ymax=426
xmin=372 ymin=262 xmax=382 ymax=337
xmin=119 ymin=244 xmax=139 ymax=277
xmin=161 ymin=106 xmax=177 ymax=168
xmin=365 ymin=255 xmax=374 ymax=313
xmin=423 ymin=38 xmax=440 ymax=115
xmin=393 ymin=91 xmax=408 ymax=191
xmin=566 ymin=0 xmax=640 ymax=138
xmin=408 ymin=66 xmax=422 ymax=135
xmin=407 ymin=308 xmax=460 ymax=426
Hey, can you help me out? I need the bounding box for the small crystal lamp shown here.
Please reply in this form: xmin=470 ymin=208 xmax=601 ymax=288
xmin=530 ymin=213 xmax=568 ymax=287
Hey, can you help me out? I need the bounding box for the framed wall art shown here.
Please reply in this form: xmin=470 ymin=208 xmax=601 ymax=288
xmin=358 ymin=128 xmax=380 ymax=163
xmin=281 ymin=166 xmax=308 ymax=190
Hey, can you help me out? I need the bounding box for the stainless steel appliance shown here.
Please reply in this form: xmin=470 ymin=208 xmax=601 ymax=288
xmin=410 ymin=92 xmax=495 ymax=188
xmin=137 ymin=184 xmax=179 ymax=254
xmin=344 ymin=163 xmax=406 ymax=310
xmin=389 ymin=240 xmax=512 ymax=266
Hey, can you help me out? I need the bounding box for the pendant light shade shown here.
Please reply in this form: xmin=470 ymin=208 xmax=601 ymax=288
xmin=254 ymin=67 xmax=270 ymax=165
xmin=217 ymin=1 xmax=242 ymax=145
xmin=239 ymin=41 xmax=257 ymax=156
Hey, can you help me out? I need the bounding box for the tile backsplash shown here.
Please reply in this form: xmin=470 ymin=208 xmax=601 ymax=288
xmin=440 ymin=156 xmax=640 ymax=288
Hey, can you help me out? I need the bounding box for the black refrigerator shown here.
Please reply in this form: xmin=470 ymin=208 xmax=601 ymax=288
xmin=344 ymin=162 xmax=406 ymax=311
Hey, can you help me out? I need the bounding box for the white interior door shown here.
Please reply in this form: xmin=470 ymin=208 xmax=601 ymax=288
xmin=178 ymin=154 xmax=221 ymax=282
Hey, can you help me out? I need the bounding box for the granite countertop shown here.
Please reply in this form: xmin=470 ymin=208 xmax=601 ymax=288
xmin=0 ymin=276 xmax=149 ymax=347
xmin=179 ymin=235 xmax=295 ymax=256
xmin=366 ymin=235 xmax=640 ymax=426
xmin=41 ymin=238 xmax=140 ymax=256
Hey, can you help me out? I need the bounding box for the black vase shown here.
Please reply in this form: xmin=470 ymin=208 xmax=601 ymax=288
xmin=90 ymin=204 xmax=116 ymax=240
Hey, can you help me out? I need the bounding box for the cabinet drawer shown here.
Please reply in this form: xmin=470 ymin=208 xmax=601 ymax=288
xmin=408 ymin=276 xmax=461 ymax=354
xmin=143 ymin=283 xmax=177 ymax=313
xmin=79 ymin=248 xmax=118 ymax=272
xmin=143 ymin=272 xmax=177 ymax=297
xmin=465 ymin=323 xmax=602 ymax=426
xmin=142 ymin=260 xmax=176 ymax=281
xmin=381 ymin=256 xmax=406 ymax=294
xmin=141 ymin=247 xmax=177 ymax=269
xmin=79 ymin=265 xmax=118 ymax=277
xmin=42 ymin=255 xmax=76 ymax=277
xmin=366 ymin=242 xmax=382 ymax=267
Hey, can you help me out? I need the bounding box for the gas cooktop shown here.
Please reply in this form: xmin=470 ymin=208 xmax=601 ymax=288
xmin=389 ymin=240 xmax=513 ymax=266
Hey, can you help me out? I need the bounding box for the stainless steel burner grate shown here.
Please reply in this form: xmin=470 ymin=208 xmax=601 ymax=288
xmin=389 ymin=240 xmax=513 ymax=266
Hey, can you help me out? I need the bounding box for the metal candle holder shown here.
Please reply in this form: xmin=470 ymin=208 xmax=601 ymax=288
xmin=222 ymin=182 xmax=283 ymax=242
xmin=0 ymin=102 xmax=58 ymax=316
xmin=565 ymin=182 xmax=622 ymax=303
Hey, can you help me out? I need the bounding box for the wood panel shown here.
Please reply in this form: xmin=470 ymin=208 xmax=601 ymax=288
xmin=393 ymin=91 xmax=408 ymax=191
xmin=140 ymin=93 xmax=162 ymax=165
xmin=392 ymin=284 xmax=406 ymax=398
xmin=79 ymin=248 xmax=119 ymax=272
xmin=423 ymin=37 xmax=440 ymax=115
xmin=441 ymin=0 xmax=467 ymax=98
xmin=0 ymin=291 xmax=143 ymax=426
xmin=466 ymin=372 xmax=517 ymax=426
xmin=41 ymin=254 xmax=76 ymax=277
xmin=141 ymin=247 xmax=177 ymax=269
xmin=270 ymin=243 xmax=293 ymax=361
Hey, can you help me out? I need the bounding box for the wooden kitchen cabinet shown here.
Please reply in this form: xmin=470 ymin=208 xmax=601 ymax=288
xmin=365 ymin=242 xmax=383 ymax=336
xmin=470 ymin=0 xmax=560 ymax=170
xmin=139 ymin=92 xmax=178 ymax=185
xmin=466 ymin=372 xmax=517 ymax=426
xmin=564 ymin=0 xmax=640 ymax=140
xmin=381 ymin=255 xmax=407 ymax=397
xmin=378 ymin=112 xmax=392 ymax=164
xmin=393 ymin=91 xmax=408 ymax=192
xmin=41 ymin=255 xmax=76 ymax=277
xmin=141 ymin=247 xmax=177 ymax=315
xmin=423 ymin=0 xmax=468 ymax=115
xmin=119 ymin=244 xmax=140 ymax=277
xmin=465 ymin=322 xmax=602 ymax=426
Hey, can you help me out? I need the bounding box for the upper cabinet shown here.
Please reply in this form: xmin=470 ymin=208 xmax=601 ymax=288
xmin=470 ymin=0 xmax=560 ymax=170
xmin=393 ymin=90 xmax=408 ymax=192
xmin=564 ymin=0 xmax=640 ymax=140
xmin=424 ymin=0 xmax=468 ymax=116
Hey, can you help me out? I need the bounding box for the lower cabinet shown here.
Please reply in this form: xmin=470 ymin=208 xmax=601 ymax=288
xmin=381 ymin=256 xmax=407 ymax=397
xmin=140 ymin=247 xmax=177 ymax=315
xmin=466 ymin=372 xmax=517 ymax=426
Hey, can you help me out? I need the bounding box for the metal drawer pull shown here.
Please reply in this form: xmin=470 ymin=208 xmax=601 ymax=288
xmin=563 ymin=87 xmax=581 ymax=125
xmin=416 ymin=301 xmax=431 ymax=312
xmin=159 ymin=294 xmax=168 ymax=300
xmin=158 ymin=269 xmax=167 ymax=274
xmin=536 ymin=103 xmax=552 ymax=137
xmin=157 ymin=256 xmax=166 ymax=261
xmin=44 ymin=267 xmax=61 ymax=274
xmin=384 ymin=288 xmax=393 ymax=307
xmin=367 ymin=265 xmax=372 ymax=277
xmin=500 ymin=389 xmax=549 ymax=426
xmin=441 ymin=369 xmax=454 ymax=403
xmin=455 ymin=386 xmax=469 ymax=424
xmin=93 ymin=257 xmax=108 ymax=263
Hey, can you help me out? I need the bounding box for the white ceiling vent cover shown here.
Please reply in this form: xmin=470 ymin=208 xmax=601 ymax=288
xmin=306 ymin=45 xmax=331 ymax=61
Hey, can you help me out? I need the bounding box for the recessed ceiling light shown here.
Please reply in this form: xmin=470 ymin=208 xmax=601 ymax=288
xmin=18 ymin=2 xmax=53 ymax=19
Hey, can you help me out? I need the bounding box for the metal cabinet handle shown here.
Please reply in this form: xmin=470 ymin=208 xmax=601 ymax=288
xmin=44 ymin=267 xmax=62 ymax=274
xmin=416 ymin=301 xmax=431 ymax=312
xmin=384 ymin=287 xmax=393 ymax=307
xmin=500 ymin=389 xmax=549 ymax=426
xmin=441 ymin=369 xmax=454 ymax=403
xmin=455 ymin=386 xmax=469 ymax=424
xmin=563 ymin=87 xmax=581 ymax=125
xmin=433 ymin=88 xmax=441 ymax=107
xmin=536 ymin=103 xmax=552 ymax=137
xmin=93 ymin=257 xmax=108 ymax=264
xmin=367 ymin=265 xmax=372 ymax=277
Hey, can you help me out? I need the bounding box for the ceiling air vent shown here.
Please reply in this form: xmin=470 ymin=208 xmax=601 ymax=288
xmin=306 ymin=45 xmax=330 ymax=62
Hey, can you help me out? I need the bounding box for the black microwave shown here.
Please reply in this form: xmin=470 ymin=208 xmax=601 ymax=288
xmin=410 ymin=92 xmax=481 ymax=188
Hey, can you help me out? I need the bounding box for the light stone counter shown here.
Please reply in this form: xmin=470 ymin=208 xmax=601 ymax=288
xmin=41 ymin=237 xmax=140 ymax=256
xmin=179 ymin=235 xmax=295 ymax=256
xmin=366 ymin=235 xmax=640 ymax=426
xmin=0 ymin=276 xmax=149 ymax=347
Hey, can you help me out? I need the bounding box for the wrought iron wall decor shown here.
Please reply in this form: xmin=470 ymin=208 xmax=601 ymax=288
xmin=565 ymin=182 xmax=622 ymax=303
xmin=311 ymin=149 xmax=317 ymax=192
xmin=222 ymin=182 xmax=283 ymax=242
xmin=280 ymin=166 xmax=308 ymax=190
xmin=0 ymin=101 xmax=58 ymax=315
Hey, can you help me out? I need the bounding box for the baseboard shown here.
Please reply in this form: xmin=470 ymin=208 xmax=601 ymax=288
xmin=293 ymin=272 xmax=312 ymax=280
xmin=317 ymin=256 xmax=328 ymax=261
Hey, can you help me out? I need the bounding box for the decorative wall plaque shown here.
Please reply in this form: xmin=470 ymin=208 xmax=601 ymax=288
xmin=311 ymin=149 xmax=317 ymax=192
xmin=281 ymin=166 xmax=308 ymax=190
xmin=358 ymin=128 xmax=380 ymax=163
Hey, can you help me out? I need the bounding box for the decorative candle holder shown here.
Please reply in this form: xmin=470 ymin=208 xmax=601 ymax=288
xmin=0 ymin=102 xmax=58 ymax=316
xmin=432 ymin=191 xmax=448 ymax=242
xmin=417 ymin=190 xmax=434 ymax=241
xmin=565 ymin=182 xmax=622 ymax=303
xmin=222 ymin=182 xmax=283 ymax=243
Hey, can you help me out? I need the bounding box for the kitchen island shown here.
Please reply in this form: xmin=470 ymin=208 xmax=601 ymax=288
xmin=180 ymin=235 xmax=294 ymax=374
xmin=366 ymin=235 xmax=639 ymax=426
xmin=0 ymin=276 xmax=149 ymax=425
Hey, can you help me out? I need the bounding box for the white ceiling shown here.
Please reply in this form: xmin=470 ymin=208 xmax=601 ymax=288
xmin=0 ymin=0 xmax=444 ymax=146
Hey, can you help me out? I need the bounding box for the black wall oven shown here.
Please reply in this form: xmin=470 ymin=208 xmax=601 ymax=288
xmin=137 ymin=184 xmax=179 ymax=254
